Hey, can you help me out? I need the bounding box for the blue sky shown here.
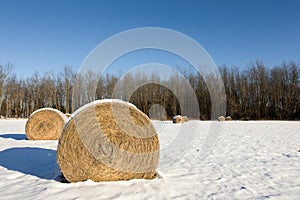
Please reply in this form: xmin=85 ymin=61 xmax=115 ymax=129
xmin=0 ymin=0 xmax=299 ymax=77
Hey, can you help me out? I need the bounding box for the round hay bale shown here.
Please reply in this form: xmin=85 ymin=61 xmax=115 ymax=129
xmin=173 ymin=115 xmax=183 ymax=123
xmin=217 ymin=116 xmax=225 ymax=121
xmin=182 ymin=116 xmax=189 ymax=122
xmin=225 ymin=116 xmax=232 ymax=121
xmin=57 ymin=99 xmax=160 ymax=182
xmin=65 ymin=113 xmax=71 ymax=118
xmin=25 ymin=108 xmax=68 ymax=140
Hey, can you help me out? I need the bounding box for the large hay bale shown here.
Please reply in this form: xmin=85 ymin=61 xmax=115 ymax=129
xmin=225 ymin=116 xmax=232 ymax=121
xmin=57 ymin=99 xmax=160 ymax=182
xmin=173 ymin=115 xmax=183 ymax=123
xmin=217 ymin=116 xmax=225 ymax=121
xmin=25 ymin=108 xmax=68 ymax=140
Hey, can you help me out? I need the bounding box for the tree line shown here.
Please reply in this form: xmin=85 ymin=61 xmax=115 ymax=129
xmin=0 ymin=61 xmax=299 ymax=120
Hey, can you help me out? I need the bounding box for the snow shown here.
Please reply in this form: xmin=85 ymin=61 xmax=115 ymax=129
xmin=71 ymin=99 xmax=137 ymax=118
xmin=0 ymin=119 xmax=300 ymax=199
xmin=29 ymin=107 xmax=66 ymax=118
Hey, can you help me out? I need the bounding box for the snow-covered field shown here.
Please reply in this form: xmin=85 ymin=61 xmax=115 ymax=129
xmin=0 ymin=119 xmax=299 ymax=199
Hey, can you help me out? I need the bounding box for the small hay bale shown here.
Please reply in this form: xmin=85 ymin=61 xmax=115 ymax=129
xmin=25 ymin=108 xmax=68 ymax=140
xmin=57 ymin=99 xmax=160 ymax=182
xmin=225 ymin=116 xmax=232 ymax=121
xmin=173 ymin=115 xmax=183 ymax=123
xmin=65 ymin=113 xmax=71 ymax=118
xmin=218 ymin=116 xmax=225 ymax=121
xmin=182 ymin=116 xmax=189 ymax=122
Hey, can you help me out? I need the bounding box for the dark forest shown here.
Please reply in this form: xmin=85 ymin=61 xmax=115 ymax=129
xmin=0 ymin=61 xmax=299 ymax=120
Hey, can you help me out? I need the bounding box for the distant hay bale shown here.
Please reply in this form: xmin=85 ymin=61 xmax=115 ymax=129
xmin=65 ymin=113 xmax=71 ymax=118
xmin=25 ymin=108 xmax=68 ymax=140
xmin=173 ymin=115 xmax=183 ymax=123
xmin=182 ymin=116 xmax=189 ymax=122
xmin=218 ymin=116 xmax=225 ymax=121
xmin=57 ymin=99 xmax=160 ymax=182
xmin=225 ymin=116 xmax=232 ymax=121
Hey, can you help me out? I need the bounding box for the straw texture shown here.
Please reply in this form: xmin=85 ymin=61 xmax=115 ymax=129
xmin=25 ymin=108 xmax=68 ymax=140
xmin=57 ymin=99 xmax=160 ymax=182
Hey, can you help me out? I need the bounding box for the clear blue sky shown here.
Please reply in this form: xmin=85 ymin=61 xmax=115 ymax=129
xmin=0 ymin=0 xmax=299 ymax=77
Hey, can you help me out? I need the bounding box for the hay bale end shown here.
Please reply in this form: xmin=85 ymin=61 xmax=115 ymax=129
xmin=25 ymin=108 xmax=68 ymax=140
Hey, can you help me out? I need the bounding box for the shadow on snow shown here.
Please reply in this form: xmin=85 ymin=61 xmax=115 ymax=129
xmin=0 ymin=147 xmax=61 ymax=180
xmin=0 ymin=134 xmax=27 ymax=140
